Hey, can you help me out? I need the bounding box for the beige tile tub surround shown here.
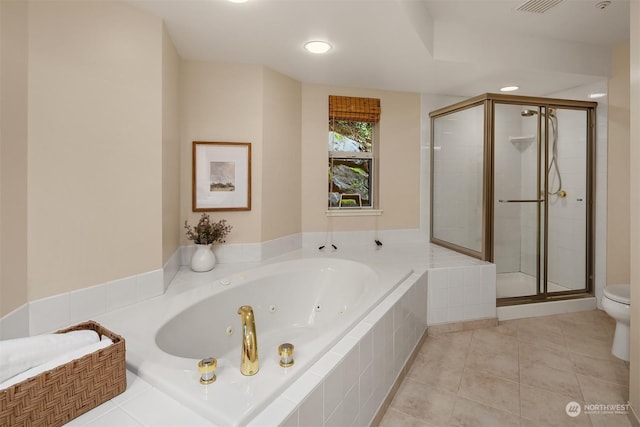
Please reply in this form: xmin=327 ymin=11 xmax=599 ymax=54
xmin=380 ymin=310 xmax=633 ymax=427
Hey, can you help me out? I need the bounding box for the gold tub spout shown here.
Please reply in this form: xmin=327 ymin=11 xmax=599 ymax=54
xmin=237 ymin=305 xmax=259 ymax=376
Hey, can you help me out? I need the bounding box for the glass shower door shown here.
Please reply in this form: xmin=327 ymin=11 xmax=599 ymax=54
xmin=494 ymin=103 xmax=544 ymax=299
xmin=545 ymin=108 xmax=589 ymax=294
xmin=494 ymin=104 xmax=591 ymax=301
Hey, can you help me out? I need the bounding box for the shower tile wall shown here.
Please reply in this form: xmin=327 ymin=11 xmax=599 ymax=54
xmin=426 ymin=264 xmax=496 ymax=325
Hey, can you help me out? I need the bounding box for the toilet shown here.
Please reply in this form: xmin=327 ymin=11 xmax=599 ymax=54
xmin=601 ymin=284 xmax=631 ymax=361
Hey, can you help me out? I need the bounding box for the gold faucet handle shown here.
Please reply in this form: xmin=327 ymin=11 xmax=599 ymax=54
xmin=198 ymin=357 xmax=217 ymax=384
xmin=278 ymin=343 xmax=295 ymax=367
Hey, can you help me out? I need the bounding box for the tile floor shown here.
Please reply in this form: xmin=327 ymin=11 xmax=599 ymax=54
xmin=380 ymin=309 xmax=632 ymax=427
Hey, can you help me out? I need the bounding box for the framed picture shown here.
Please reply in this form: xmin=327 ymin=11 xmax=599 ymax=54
xmin=192 ymin=141 xmax=251 ymax=211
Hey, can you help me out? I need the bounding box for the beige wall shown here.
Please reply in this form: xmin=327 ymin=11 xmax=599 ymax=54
xmin=179 ymin=61 xmax=304 ymax=244
xmin=179 ymin=61 xmax=264 ymax=244
xmin=0 ymin=1 xmax=29 ymax=317
xmin=26 ymin=1 xmax=164 ymax=299
xmin=162 ymin=26 xmax=181 ymax=263
xmin=607 ymin=43 xmax=631 ymax=286
xmin=301 ymin=84 xmax=421 ymax=232
xmin=629 ymin=0 xmax=640 ymax=419
xmin=261 ymin=68 xmax=302 ymax=241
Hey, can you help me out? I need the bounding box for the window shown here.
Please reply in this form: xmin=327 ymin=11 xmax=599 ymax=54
xmin=328 ymin=96 xmax=380 ymax=209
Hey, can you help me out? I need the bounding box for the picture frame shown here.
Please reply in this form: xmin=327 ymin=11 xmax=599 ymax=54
xmin=192 ymin=141 xmax=251 ymax=211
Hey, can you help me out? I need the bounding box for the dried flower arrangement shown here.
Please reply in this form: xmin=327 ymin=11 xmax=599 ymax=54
xmin=184 ymin=213 xmax=232 ymax=245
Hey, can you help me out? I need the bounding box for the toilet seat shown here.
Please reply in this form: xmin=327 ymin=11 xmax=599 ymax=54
xmin=603 ymin=284 xmax=630 ymax=305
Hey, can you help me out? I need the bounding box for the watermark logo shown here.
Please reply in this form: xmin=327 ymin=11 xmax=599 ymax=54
xmin=584 ymin=403 xmax=630 ymax=415
xmin=565 ymin=401 xmax=630 ymax=417
xmin=566 ymin=401 xmax=581 ymax=417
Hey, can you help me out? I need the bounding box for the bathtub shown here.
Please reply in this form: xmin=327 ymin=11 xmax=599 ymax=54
xmin=117 ymin=257 xmax=413 ymax=426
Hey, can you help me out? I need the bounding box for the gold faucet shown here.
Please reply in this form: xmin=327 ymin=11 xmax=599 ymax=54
xmin=237 ymin=305 xmax=259 ymax=376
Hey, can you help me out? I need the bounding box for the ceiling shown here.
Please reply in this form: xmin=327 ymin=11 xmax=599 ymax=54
xmin=127 ymin=0 xmax=630 ymax=97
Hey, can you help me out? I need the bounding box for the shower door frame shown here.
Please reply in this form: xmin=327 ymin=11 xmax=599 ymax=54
xmin=430 ymin=93 xmax=597 ymax=304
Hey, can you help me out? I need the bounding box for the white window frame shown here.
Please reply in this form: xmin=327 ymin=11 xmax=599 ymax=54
xmin=328 ymin=122 xmax=378 ymax=210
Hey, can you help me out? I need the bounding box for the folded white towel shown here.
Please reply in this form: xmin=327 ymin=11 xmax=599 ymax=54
xmin=0 ymin=329 xmax=100 ymax=383
xmin=0 ymin=336 xmax=113 ymax=390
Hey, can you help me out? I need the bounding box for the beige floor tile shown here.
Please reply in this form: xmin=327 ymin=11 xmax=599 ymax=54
xmin=571 ymin=352 xmax=630 ymax=385
xmin=564 ymin=333 xmax=615 ymax=360
xmin=520 ymin=357 xmax=583 ymax=398
xmin=578 ymin=374 xmax=630 ymax=405
xmin=521 ymin=415 xmax=593 ymax=427
xmin=406 ymin=351 xmax=465 ymax=393
xmin=450 ymin=396 xmax=520 ymax=427
xmin=515 ymin=318 xmax=567 ymax=350
xmin=519 ymin=341 xmax=575 ymax=373
xmin=556 ymin=312 xmax=613 ymax=343
xmin=458 ymin=369 xmax=520 ymax=415
xmin=510 ymin=315 xmax=564 ymax=333
xmin=465 ymin=333 xmax=519 ymax=382
xmin=389 ymin=378 xmax=456 ymax=427
xmin=520 ymin=384 xmax=592 ymax=427
xmin=470 ymin=327 xmax=519 ymax=348
xmin=492 ymin=321 xmax=520 ymax=337
xmin=379 ymin=407 xmax=438 ymax=427
xmin=380 ymin=310 xmax=629 ymax=427
xmin=589 ymin=413 xmax=633 ymax=427
xmin=554 ymin=310 xmax=613 ymax=329
xmin=419 ymin=330 xmax=473 ymax=358
xmin=409 ymin=330 xmax=470 ymax=393
xmin=462 ymin=318 xmax=498 ymax=331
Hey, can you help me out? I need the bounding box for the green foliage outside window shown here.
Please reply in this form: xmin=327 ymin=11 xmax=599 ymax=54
xmin=329 ymin=121 xmax=372 ymax=152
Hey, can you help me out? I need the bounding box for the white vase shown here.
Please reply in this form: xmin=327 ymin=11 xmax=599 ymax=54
xmin=190 ymin=244 xmax=216 ymax=272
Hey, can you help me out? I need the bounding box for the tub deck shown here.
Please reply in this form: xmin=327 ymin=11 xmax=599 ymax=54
xmin=94 ymin=242 xmax=495 ymax=426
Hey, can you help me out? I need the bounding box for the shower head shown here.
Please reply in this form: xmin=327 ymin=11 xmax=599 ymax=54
xmin=521 ymin=108 xmax=556 ymax=118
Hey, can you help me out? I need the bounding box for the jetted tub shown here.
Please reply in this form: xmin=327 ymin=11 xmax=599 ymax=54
xmin=123 ymin=257 xmax=412 ymax=426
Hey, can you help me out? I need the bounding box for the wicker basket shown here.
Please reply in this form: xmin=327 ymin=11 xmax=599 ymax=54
xmin=0 ymin=321 xmax=126 ymax=426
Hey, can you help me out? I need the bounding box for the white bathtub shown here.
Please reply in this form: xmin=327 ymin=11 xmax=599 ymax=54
xmin=117 ymin=257 xmax=413 ymax=426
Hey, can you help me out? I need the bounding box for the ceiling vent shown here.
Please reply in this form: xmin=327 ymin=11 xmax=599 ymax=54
xmin=516 ymin=0 xmax=564 ymax=13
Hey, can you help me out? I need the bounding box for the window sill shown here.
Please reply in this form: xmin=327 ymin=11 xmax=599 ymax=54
xmin=325 ymin=209 xmax=383 ymax=217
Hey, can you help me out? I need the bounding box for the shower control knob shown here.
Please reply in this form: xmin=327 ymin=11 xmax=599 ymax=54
xmin=558 ymin=190 xmax=567 ymax=198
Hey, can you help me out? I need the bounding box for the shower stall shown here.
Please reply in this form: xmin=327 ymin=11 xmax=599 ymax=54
xmin=430 ymin=93 xmax=597 ymax=305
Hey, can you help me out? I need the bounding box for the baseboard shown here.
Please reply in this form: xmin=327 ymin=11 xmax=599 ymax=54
xmin=427 ymin=317 xmax=498 ymax=336
xmin=497 ymin=297 xmax=597 ymax=321
xmin=0 ymin=303 xmax=29 ymax=340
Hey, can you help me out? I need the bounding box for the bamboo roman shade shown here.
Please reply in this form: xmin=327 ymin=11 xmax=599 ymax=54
xmin=328 ymin=95 xmax=381 ymax=123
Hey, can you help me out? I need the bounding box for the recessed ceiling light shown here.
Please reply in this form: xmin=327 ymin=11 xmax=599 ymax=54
xmin=500 ymin=86 xmax=520 ymax=92
xmin=304 ymin=41 xmax=332 ymax=54
xmin=228 ymin=0 xmax=248 ymax=3
xmin=589 ymin=92 xmax=607 ymax=99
